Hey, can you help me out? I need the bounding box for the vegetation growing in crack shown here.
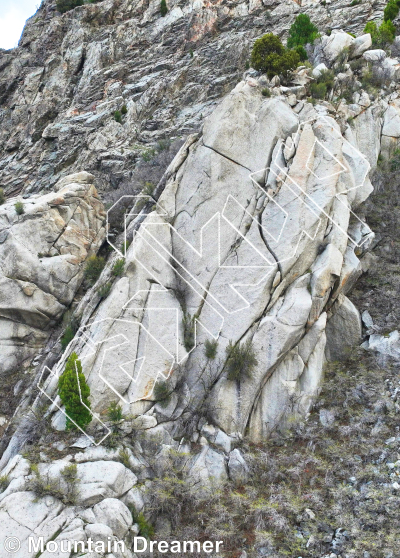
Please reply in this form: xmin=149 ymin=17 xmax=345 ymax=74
xmin=14 ymin=201 xmax=24 ymax=215
xmin=0 ymin=475 xmax=9 ymax=493
xmin=58 ymin=353 xmax=92 ymax=430
xmin=153 ymin=380 xmax=173 ymax=408
xmin=225 ymin=338 xmax=258 ymax=382
xmin=30 ymin=462 xmax=79 ymax=505
xmin=107 ymin=400 xmax=125 ymax=423
xmin=112 ymin=258 xmax=125 ymax=277
xmin=84 ymin=255 xmax=105 ymax=286
xmin=130 ymin=505 xmax=155 ymax=539
xmin=97 ymin=281 xmax=112 ymax=299
xmin=205 ymin=339 xmax=218 ymax=360
xmin=182 ymin=313 xmax=196 ymax=352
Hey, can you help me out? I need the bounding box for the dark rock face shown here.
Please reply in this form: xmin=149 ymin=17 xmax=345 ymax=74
xmin=0 ymin=0 xmax=383 ymax=198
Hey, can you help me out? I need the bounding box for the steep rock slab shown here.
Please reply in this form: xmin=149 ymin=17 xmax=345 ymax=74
xmin=0 ymin=172 xmax=106 ymax=374
xmin=41 ymin=79 xmax=374 ymax=442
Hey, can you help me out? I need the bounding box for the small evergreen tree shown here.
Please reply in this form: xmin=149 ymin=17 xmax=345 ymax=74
xmin=384 ymin=0 xmax=399 ymax=21
xmin=58 ymin=353 xmax=92 ymax=430
xmin=160 ymin=0 xmax=168 ymax=16
xmin=287 ymin=14 xmax=319 ymax=48
xmin=364 ymin=19 xmax=396 ymax=46
xmin=251 ymin=34 xmax=300 ymax=79
xmin=378 ymin=19 xmax=396 ymax=44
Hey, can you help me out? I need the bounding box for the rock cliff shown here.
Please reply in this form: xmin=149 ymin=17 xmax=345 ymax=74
xmin=1 ymin=1 xmax=400 ymax=557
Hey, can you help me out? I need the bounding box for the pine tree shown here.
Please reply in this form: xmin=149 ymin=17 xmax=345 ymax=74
xmin=58 ymin=353 xmax=92 ymax=430
xmin=160 ymin=0 xmax=168 ymax=17
xmin=287 ymin=14 xmax=319 ymax=49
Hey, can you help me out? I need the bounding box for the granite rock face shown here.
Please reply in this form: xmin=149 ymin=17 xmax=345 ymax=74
xmin=39 ymin=77 xmax=375 ymax=443
xmin=0 ymin=172 xmax=106 ymax=374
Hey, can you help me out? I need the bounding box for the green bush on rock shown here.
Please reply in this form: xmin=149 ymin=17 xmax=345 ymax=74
xmin=58 ymin=352 xmax=92 ymax=430
xmin=160 ymin=0 xmax=168 ymax=16
xmin=84 ymin=255 xmax=105 ymax=286
xmin=364 ymin=18 xmax=396 ymax=46
xmin=287 ymin=14 xmax=319 ymax=49
xmin=250 ymin=33 xmax=300 ymax=79
xmin=225 ymin=339 xmax=258 ymax=382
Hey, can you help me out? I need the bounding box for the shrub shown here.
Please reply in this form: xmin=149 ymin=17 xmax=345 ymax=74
xmin=205 ymin=339 xmax=218 ymax=359
xmin=118 ymin=448 xmax=131 ymax=468
xmin=30 ymin=464 xmax=64 ymax=501
xmin=182 ymin=313 xmax=195 ymax=351
xmin=390 ymin=148 xmax=400 ymax=171
xmin=97 ymin=281 xmax=112 ymax=298
xmin=60 ymin=463 xmax=79 ymax=504
xmin=114 ymin=110 xmax=122 ymax=124
xmin=384 ymin=0 xmax=399 ymax=21
xmin=58 ymin=352 xmax=92 ymax=430
xmin=287 ymin=14 xmax=318 ymax=49
xmin=121 ymin=104 xmax=128 ymax=115
xmin=310 ymin=69 xmax=335 ymax=100
xmin=378 ymin=19 xmax=396 ymax=44
xmin=14 ymin=201 xmax=24 ymax=215
xmin=160 ymin=0 xmax=168 ymax=16
xmin=364 ymin=19 xmax=396 ymax=46
xmin=153 ymin=380 xmax=172 ymax=407
xmin=56 ymin=0 xmax=84 ymax=13
xmin=143 ymin=181 xmax=155 ymax=197
xmin=107 ymin=400 xmax=124 ymax=422
xmin=0 ymin=475 xmax=9 ymax=493
xmin=310 ymin=82 xmax=327 ymax=99
xmin=294 ymin=44 xmax=308 ymax=61
xmin=261 ymin=87 xmax=271 ymax=97
xmin=0 ymin=188 xmax=5 ymax=205
xmin=142 ymin=147 xmax=157 ymax=162
xmin=61 ymin=325 xmax=75 ymax=351
xmin=364 ymin=20 xmax=378 ymax=42
xmin=130 ymin=507 xmax=155 ymax=539
xmin=122 ymin=239 xmax=131 ymax=253
xmin=225 ymin=339 xmax=258 ymax=382
xmin=84 ymin=255 xmax=105 ymax=286
xmin=112 ymin=258 xmax=125 ymax=277
xmin=250 ymin=33 xmax=300 ymax=79
xmin=30 ymin=463 xmax=79 ymax=504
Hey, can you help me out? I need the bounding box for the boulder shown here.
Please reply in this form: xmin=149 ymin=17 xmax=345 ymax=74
xmin=362 ymin=49 xmax=386 ymax=62
xmin=188 ymin=447 xmax=228 ymax=493
xmin=314 ymin=31 xmax=355 ymax=66
xmin=349 ymin=34 xmax=372 ymax=58
xmin=228 ymin=449 xmax=249 ymax=485
xmin=85 ymin=523 xmax=114 ymax=545
xmin=36 ymin=459 xmax=137 ymax=506
xmin=312 ymin=63 xmax=328 ymax=78
xmin=362 ymin=331 xmax=400 ymax=361
xmin=92 ymin=498 xmax=133 ymax=538
xmin=325 ymin=295 xmax=362 ymax=360
xmin=77 ymin=461 xmax=137 ymax=506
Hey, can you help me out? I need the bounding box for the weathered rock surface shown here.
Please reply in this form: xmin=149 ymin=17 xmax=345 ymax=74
xmin=0 ymin=0 xmax=386 ymax=199
xmin=0 ymin=172 xmax=105 ymax=374
xmin=35 ymin=75 xmax=375 ymax=445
